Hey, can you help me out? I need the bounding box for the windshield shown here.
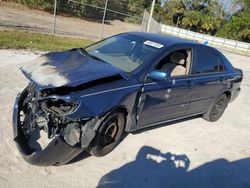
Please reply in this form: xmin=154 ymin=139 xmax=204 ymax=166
xmin=84 ymin=34 xmax=163 ymax=73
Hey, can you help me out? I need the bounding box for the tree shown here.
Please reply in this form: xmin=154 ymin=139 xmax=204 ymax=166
xmin=161 ymin=0 xmax=225 ymax=34
xmin=216 ymin=11 xmax=250 ymax=42
xmin=181 ymin=11 xmax=203 ymax=32
xmin=216 ymin=0 xmax=250 ymax=42
xmin=161 ymin=0 xmax=186 ymax=27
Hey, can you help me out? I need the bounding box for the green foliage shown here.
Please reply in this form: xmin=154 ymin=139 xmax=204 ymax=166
xmin=161 ymin=0 xmax=224 ymax=34
xmin=201 ymin=17 xmax=223 ymax=35
xmin=181 ymin=11 xmax=203 ymax=31
xmin=240 ymin=29 xmax=250 ymax=42
xmin=215 ymin=0 xmax=250 ymax=42
xmin=0 ymin=30 xmax=93 ymax=51
xmin=4 ymin=0 xmax=54 ymax=11
xmin=180 ymin=11 xmax=223 ymax=35
xmin=161 ymin=1 xmax=186 ymax=26
xmin=161 ymin=0 xmax=249 ymax=42
xmin=216 ymin=11 xmax=250 ymax=42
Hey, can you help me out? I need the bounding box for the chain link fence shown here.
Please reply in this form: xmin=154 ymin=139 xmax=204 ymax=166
xmin=141 ymin=10 xmax=160 ymax=33
xmin=0 ymin=0 xmax=143 ymax=40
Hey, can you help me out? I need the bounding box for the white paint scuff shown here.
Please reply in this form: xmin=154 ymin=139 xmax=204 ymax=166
xmin=21 ymin=55 xmax=68 ymax=87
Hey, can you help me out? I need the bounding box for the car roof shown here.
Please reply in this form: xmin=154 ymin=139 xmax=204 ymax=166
xmin=127 ymin=32 xmax=223 ymax=56
xmin=125 ymin=32 xmax=196 ymax=46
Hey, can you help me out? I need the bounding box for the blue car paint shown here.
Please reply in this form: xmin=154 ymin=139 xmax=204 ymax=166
xmin=66 ymin=78 xmax=142 ymax=130
xmin=12 ymin=32 xmax=242 ymax=166
xmin=31 ymin=34 xmax=241 ymax=130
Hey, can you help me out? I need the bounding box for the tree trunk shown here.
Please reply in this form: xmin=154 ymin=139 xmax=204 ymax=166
xmin=176 ymin=16 xmax=180 ymax=27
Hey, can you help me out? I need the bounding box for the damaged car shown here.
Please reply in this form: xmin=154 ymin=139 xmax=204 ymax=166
xmin=13 ymin=32 xmax=243 ymax=166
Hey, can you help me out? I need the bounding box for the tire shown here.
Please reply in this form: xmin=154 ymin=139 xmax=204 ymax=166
xmin=89 ymin=112 xmax=125 ymax=157
xmin=202 ymin=93 xmax=229 ymax=122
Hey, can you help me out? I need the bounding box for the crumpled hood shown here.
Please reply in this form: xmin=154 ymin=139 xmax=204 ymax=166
xmin=21 ymin=49 xmax=125 ymax=89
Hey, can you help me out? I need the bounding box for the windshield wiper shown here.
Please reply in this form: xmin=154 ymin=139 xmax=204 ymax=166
xmin=79 ymin=48 xmax=90 ymax=56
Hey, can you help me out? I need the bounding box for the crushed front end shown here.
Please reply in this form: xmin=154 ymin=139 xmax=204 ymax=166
xmin=12 ymin=84 xmax=100 ymax=166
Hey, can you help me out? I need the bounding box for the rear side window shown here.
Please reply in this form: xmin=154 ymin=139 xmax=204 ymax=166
xmin=192 ymin=49 xmax=224 ymax=74
xmin=218 ymin=58 xmax=225 ymax=72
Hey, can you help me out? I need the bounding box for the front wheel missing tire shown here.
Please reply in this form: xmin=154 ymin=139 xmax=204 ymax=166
xmin=89 ymin=112 xmax=125 ymax=157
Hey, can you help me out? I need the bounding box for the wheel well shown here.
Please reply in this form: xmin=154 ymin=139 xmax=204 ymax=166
xmin=112 ymin=107 xmax=128 ymax=131
xmin=114 ymin=107 xmax=128 ymax=116
xmin=224 ymin=91 xmax=231 ymax=100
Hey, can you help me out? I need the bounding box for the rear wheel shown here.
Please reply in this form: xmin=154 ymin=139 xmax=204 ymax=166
xmin=202 ymin=93 xmax=229 ymax=122
xmin=89 ymin=112 xmax=125 ymax=157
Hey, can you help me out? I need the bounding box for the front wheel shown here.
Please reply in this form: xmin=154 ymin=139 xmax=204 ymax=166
xmin=202 ymin=93 xmax=229 ymax=122
xmin=89 ymin=112 xmax=125 ymax=157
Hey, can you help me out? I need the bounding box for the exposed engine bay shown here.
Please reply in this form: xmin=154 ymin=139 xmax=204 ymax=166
xmin=20 ymin=83 xmax=99 ymax=150
xmin=12 ymin=48 xmax=133 ymax=166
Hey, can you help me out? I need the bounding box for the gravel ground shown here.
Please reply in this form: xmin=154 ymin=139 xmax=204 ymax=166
xmin=0 ymin=2 xmax=140 ymax=40
xmin=0 ymin=49 xmax=250 ymax=188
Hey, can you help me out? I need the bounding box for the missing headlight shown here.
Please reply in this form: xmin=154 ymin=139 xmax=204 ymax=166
xmin=41 ymin=98 xmax=79 ymax=116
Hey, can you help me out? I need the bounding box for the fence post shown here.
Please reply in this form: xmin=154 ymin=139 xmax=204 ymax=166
xmin=100 ymin=0 xmax=108 ymax=39
xmin=192 ymin=32 xmax=196 ymax=41
xmin=170 ymin=26 xmax=174 ymax=35
xmin=246 ymin=44 xmax=250 ymax=55
xmin=233 ymin=41 xmax=238 ymax=52
xmin=201 ymin=34 xmax=205 ymax=43
xmin=141 ymin=10 xmax=146 ymax=32
xmin=177 ymin=28 xmax=181 ymax=37
xmin=222 ymin=38 xmax=226 ymax=49
xmin=211 ymin=36 xmax=215 ymax=45
xmin=146 ymin=0 xmax=156 ymax=32
xmin=184 ymin=30 xmax=188 ymax=39
xmin=52 ymin=0 xmax=57 ymax=35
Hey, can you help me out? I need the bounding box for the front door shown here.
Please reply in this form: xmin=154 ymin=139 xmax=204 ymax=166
xmin=137 ymin=77 xmax=194 ymax=127
xmin=137 ymin=48 xmax=194 ymax=127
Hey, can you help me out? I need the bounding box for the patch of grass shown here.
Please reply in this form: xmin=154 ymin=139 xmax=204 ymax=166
xmin=0 ymin=30 xmax=94 ymax=51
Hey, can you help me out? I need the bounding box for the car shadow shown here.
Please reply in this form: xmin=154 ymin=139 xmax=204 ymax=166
xmin=97 ymin=146 xmax=250 ymax=188
xmin=66 ymin=150 xmax=91 ymax=164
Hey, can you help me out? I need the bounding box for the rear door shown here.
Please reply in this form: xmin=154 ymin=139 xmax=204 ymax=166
xmin=187 ymin=47 xmax=227 ymax=115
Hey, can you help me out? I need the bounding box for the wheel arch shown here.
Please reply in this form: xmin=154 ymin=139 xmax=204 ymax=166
xmin=101 ymin=106 xmax=130 ymax=132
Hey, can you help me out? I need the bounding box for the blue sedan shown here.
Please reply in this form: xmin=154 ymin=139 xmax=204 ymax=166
xmin=13 ymin=32 xmax=243 ymax=165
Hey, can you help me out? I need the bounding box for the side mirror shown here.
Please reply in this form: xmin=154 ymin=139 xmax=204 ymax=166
xmin=148 ymin=70 xmax=170 ymax=81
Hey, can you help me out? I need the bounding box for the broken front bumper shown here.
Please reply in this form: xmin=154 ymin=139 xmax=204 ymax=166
xmin=12 ymin=92 xmax=84 ymax=166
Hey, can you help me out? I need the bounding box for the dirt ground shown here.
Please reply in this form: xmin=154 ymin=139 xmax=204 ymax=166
xmin=0 ymin=1 xmax=141 ymax=40
xmin=0 ymin=48 xmax=250 ymax=188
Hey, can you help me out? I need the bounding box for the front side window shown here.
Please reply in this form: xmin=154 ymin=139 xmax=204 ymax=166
xmin=85 ymin=34 xmax=161 ymax=73
xmin=155 ymin=49 xmax=192 ymax=77
xmin=192 ymin=50 xmax=224 ymax=74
